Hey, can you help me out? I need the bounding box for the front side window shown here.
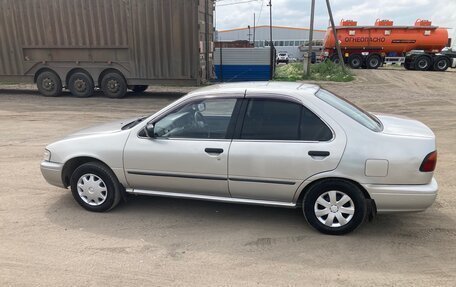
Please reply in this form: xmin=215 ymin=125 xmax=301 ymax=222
xmin=315 ymin=89 xmax=383 ymax=132
xmin=240 ymin=99 xmax=332 ymax=141
xmin=154 ymin=98 xmax=237 ymax=139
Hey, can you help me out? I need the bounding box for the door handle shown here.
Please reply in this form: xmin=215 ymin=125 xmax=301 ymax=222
xmin=205 ymin=148 xmax=224 ymax=155
xmin=308 ymin=151 xmax=330 ymax=157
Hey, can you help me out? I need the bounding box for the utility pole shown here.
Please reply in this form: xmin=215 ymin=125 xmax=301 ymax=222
xmin=305 ymin=0 xmax=315 ymax=77
xmin=205 ymin=0 xmax=210 ymax=81
xmin=248 ymin=25 xmax=252 ymax=43
xmin=253 ymin=13 xmax=256 ymax=45
xmin=267 ymin=0 xmax=273 ymax=79
xmin=325 ymin=0 xmax=345 ymax=70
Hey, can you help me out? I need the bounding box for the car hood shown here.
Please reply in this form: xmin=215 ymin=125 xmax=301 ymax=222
xmin=374 ymin=113 xmax=434 ymax=138
xmin=64 ymin=117 xmax=140 ymax=138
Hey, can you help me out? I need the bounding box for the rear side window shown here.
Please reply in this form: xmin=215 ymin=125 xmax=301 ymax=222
xmin=301 ymin=107 xmax=333 ymax=141
xmin=316 ymin=89 xmax=383 ymax=132
xmin=240 ymin=99 xmax=332 ymax=141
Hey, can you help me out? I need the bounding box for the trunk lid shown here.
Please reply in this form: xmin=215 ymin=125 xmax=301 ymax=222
xmin=375 ymin=113 xmax=434 ymax=138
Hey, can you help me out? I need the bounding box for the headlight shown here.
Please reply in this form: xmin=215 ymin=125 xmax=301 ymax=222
xmin=43 ymin=149 xmax=51 ymax=161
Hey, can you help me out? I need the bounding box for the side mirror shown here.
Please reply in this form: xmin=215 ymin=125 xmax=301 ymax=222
xmin=145 ymin=123 xmax=155 ymax=138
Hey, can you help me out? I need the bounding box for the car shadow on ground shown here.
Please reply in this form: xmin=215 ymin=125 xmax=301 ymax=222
xmin=45 ymin=191 xmax=456 ymax=244
xmin=46 ymin=192 xmax=307 ymax=234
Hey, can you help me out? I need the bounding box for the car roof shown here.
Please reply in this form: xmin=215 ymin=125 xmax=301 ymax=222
xmin=188 ymin=81 xmax=320 ymax=98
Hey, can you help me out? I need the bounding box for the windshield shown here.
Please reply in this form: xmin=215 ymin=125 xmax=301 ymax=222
xmin=315 ymin=89 xmax=383 ymax=132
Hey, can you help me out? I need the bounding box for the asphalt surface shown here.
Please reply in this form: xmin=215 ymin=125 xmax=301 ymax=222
xmin=1 ymin=69 xmax=455 ymax=286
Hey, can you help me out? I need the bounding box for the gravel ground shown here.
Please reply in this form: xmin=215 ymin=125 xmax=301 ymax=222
xmin=0 ymin=68 xmax=455 ymax=286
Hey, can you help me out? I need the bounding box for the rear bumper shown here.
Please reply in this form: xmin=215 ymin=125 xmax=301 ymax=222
xmin=362 ymin=177 xmax=438 ymax=213
xmin=40 ymin=161 xmax=65 ymax=188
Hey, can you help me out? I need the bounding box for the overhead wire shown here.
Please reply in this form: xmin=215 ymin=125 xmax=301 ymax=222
xmin=216 ymin=0 xmax=260 ymax=7
xmin=256 ymin=0 xmax=264 ymax=26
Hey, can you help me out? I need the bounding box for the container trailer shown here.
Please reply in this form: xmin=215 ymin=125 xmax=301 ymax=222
xmin=0 ymin=0 xmax=214 ymax=98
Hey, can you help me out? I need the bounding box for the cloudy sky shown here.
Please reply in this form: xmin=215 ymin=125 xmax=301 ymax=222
xmin=216 ymin=0 xmax=456 ymax=43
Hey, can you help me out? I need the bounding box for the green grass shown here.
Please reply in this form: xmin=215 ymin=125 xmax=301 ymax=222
xmin=274 ymin=61 xmax=355 ymax=82
xmin=0 ymin=81 xmax=18 ymax=85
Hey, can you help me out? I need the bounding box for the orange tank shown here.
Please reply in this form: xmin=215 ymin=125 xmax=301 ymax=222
xmin=324 ymin=19 xmax=449 ymax=55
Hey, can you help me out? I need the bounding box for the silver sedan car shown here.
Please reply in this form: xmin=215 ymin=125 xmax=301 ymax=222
xmin=41 ymin=82 xmax=438 ymax=235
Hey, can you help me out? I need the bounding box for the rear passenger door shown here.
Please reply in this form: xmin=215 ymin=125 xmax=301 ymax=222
xmin=228 ymin=95 xmax=346 ymax=202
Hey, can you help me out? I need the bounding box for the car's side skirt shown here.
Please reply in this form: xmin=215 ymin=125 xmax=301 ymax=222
xmin=125 ymin=188 xmax=297 ymax=208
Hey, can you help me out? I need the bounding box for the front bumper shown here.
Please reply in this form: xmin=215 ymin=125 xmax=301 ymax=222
xmin=40 ymin=161 xmax=65 ymax=188
xmin=363 ymin=177 xmax=438 ymax=213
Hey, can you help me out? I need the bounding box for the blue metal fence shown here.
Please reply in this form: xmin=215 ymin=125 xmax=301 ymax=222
xmin=214 ymin=47 xmax=271 ymax=82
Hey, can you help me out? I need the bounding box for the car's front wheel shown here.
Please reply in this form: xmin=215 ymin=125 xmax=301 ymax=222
xmin=70 ymin=162 xmax=122 ymax=212
xmin=303 ymin=180 xmax=367 ymax=235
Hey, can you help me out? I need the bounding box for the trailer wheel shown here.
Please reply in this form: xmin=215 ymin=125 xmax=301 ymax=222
xmin=348 ymin=54 xmax=363 ymax=69
xmin=415 ymin=56 xmax=431 ymax=71
xmin=101 ymin=72 xmax=127 ymax=98
xmin=366 ymin=55 xmax=382 ymax=69
xmin=36 ymin=70 xmax=62 ymax=97
xmin=68 ymin=72 xmax=94 ymax=98
xmin=132 ymin=85 xmax=148 ymax=93
xmin=433 ymin=57 xmax=450 ymax=72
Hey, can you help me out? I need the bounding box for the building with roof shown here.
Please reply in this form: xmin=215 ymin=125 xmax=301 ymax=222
xmin=216 ymin=25 xmax=327 ymax=60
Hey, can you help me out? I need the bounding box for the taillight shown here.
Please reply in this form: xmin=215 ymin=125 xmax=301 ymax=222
xmin=419 ymin=151 xmax=437 ymax=172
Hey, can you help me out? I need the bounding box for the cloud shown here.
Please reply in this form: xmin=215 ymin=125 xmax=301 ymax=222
xmin=216 ymin=0 xmax=456 ymax=43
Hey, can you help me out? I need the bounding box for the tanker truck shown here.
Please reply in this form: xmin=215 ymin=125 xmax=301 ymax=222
xmin=323 ymin=19 xmax=456 ymax=71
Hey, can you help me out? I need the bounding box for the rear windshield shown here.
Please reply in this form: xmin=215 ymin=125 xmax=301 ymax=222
xmin=315 ymin=89 xmax=383 ymax=132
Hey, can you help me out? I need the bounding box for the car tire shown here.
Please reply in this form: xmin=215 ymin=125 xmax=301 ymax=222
xmin=101 ymin=72 xmax=128 ymax=98
xmin=36 ymin=70 xmax=62 ymax=97
xmin=366 ymin=54 xmax=382 ymax=69
xmin=70 ymin=162 xmax=122 ymax=212
xmin=132 ymin=85 xmax=148 ymax=93
xmin=68 ymin=72 xmax=95 ymax=98
xmin=415 ymin=56 xmax=431 ymax=71
xmin=303 ymin=180 xmax=367 ymax=235
xmin=348 ymin=54 xmax=363 ymax=69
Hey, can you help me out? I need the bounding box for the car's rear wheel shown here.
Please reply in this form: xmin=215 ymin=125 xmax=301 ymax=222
xmin=70 ymin=162 xmax=122 ymax=212
xmin=303 ymin=180 xmax=367 ymax=235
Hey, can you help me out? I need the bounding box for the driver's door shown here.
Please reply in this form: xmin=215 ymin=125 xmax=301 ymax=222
xmin=123 ymin=96 xmax=241 ymax=197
